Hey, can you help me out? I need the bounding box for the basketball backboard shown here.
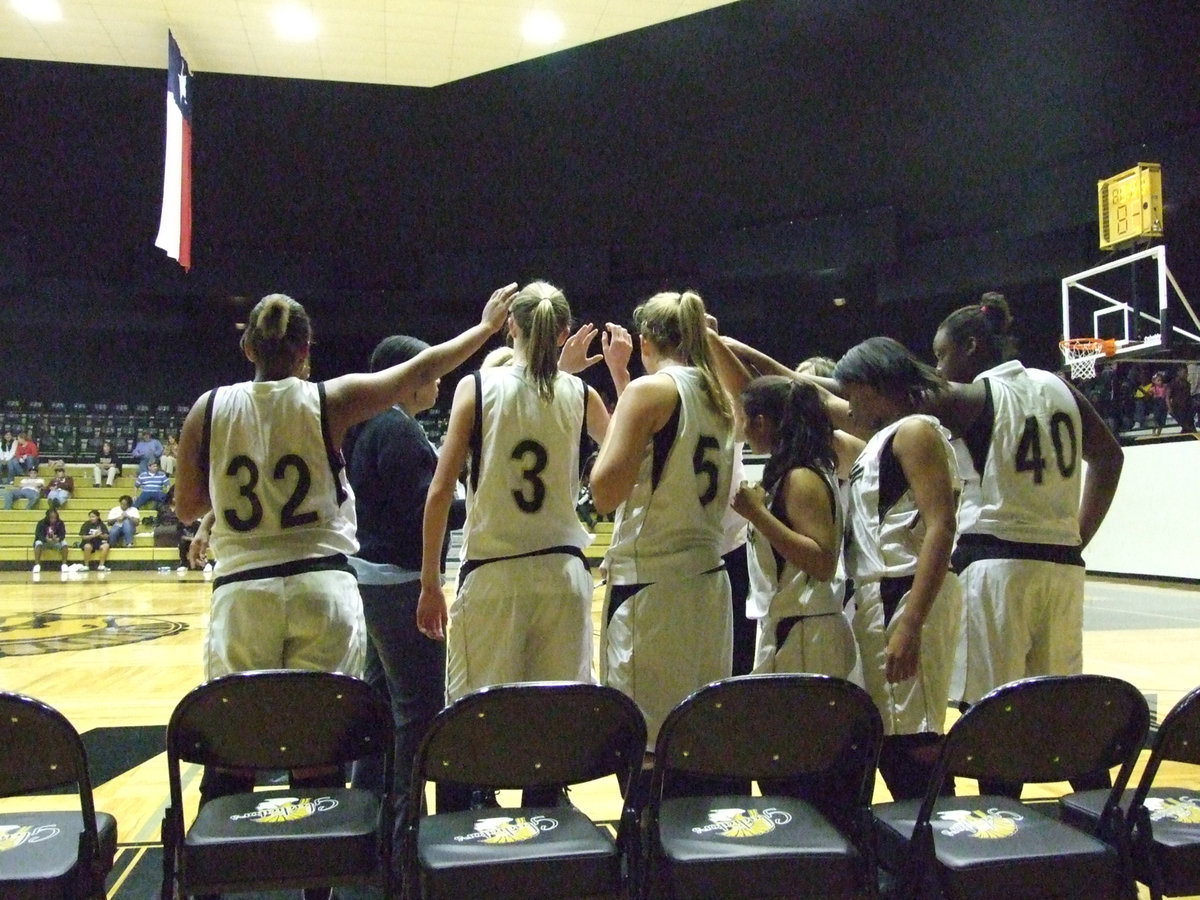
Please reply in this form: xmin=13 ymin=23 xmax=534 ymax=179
xmin=1060 ymin=244 xmax=1200 ymax=377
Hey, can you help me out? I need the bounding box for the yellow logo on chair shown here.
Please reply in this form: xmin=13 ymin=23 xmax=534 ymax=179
xmin=691 ymin=808 xmax=794 ymax=838
xmin=1145 ymin=796 xmax=1200 ymax=825
xmin=936 ymin=808 xmax=1023 ymax=839
xmin=228 ymin=796 xmax=340 ymax=824
xmin=0 ymin=824 xmax=61 ymax=852
xmin=454 ymin=816 xmax=560 ymax=844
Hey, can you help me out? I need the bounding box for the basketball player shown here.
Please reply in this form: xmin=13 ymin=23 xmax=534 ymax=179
xmin=174 ymin=284 xmax=515 ymax=686
xmin=829 ymin=337 xmax=963 ymax=801
xmin=417 ymin=282 xmax=611 ymax=702
xmin=589 ymin=289 xmax=735 ymax=749
xmin=730 ymin=376 xmax=855 ymax=678
xmin=929 ymin=293 xmax=1123 ymax=792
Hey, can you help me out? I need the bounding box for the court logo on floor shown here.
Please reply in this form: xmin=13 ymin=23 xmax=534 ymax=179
xmin=231 ymin=796 xmax=339 ymax=824
xmin=455 ymin=816 xmax=558 ymax=844
xmin=0 ymin=824 xmax=61 ymax=852
xmin=936 ymin=808 xmax=1023 ymax=839
xmin=1145 ymin=796 xmax=1200 ymax=824
xmin=0 ymin=613 xmax=186 ymax=656
xmin=692 ymin=807 xmax=793 ymax=838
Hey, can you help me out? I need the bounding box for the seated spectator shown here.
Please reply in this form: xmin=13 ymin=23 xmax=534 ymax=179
xmin=107 ymin=495 xmax=141 ymax=547
xmin=0 ymin=431 xmax=15 ymax=484
xmin=132 ymin=460 xmax=170 ymax=510
xmin=45 ymin=464 xmax=74 ymax=509
xmin=1169 ymin=365 xmax=1195 ymax=434
xmin=32 ymin=508 xmax=69 ymax=573
xmin=93 ymin=440 xmax=122 ymax=487
xmin=7 ymin=431 xmax=38 ymax=479
xmin=4 ymin=470 xmax=45 ymax=510
xmin=131 ymin=430 xmax=163 ymax=474
xmin=78 ymin=509 xmax=110 ymax=571
xmin=160 ymin=434 xmax=179 ymax=475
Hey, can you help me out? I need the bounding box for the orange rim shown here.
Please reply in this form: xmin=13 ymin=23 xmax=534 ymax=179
xmin=1059 ymin=337 xmax=1117 ymax=357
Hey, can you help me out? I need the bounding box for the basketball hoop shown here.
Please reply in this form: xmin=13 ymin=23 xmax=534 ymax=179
xmin=1059 ymin=337 xmax=1117 ymax=380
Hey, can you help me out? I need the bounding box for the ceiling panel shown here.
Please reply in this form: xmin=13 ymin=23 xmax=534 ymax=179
xmin=0 ymin=0 xmax=744 ymax=87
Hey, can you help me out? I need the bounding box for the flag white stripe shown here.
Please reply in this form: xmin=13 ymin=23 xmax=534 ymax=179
xmin=155 ymin=90 xmax=184 ymax=258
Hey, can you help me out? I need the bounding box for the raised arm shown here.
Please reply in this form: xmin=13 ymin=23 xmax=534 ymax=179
xmin=706 ymin=327 xmax=754 ymax=401
xmin=589 ymin=374 xmax=677 ymax=514
xmin=601 ymin=323 xmax=633 ymax=397
xmin=323 ymin=283 xmax=516 ymax=447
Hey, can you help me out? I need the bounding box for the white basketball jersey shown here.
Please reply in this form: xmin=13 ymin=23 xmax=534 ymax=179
xmin=207 ymin=378 xmax=358 ymax=575
xmin=745 ymin=467 xmax=845 ymax=620
xmin=845 ymin=414 xmax=959 ymax=584
xmin=605 ymin=365 xmax=734 ymax=585
xmin=460 ymin=366 xmax=590 ymax=560
xmin=955 ymin=360 xmax=1083 ymax=546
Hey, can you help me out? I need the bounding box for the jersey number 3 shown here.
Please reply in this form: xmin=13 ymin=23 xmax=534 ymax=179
xmin=223 ymin=454 xmax=319 ymax=532
xmin=1014 ymin=413 xmax=1077 ymax=484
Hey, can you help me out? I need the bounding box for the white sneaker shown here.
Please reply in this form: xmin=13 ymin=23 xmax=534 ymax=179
xmin=96 ymin=565 xmax=110 ymax=572
xmin=31 ymin=564 xmax=40 ymax=574
xmin=176 ymin=566 xmax=187 ymax=576
xmin=61 ymin=563 xmax=69 ymax=572
xmin=203 ymin=562 xmax=213 ymax=574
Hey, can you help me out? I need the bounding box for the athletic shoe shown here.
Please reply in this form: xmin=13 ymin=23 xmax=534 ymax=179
xmin=96 ymin=565 xmax=110 ymax=572
xmin=176 ymin=566 xmax=187 ymax=575
xmin=203 ymin=562 xmax=213 ymax=574
xmin=93 ymin=482 xmax=100 ymax=488
xmin=61 ymin=563 xmax=69 ymax=572
xmin=31 ymin=564 xmax=40 ymax=574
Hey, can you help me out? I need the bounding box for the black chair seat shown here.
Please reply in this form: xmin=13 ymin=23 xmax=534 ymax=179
xmin=657 ymin=793 xmax=863 ymax=897
xmin=403 ymin=682 xmax=646 ymax=899
xmin=875 ymin=796 xmax=1122 ymax=898
xmin=417 ymin=805 xmax=618 ymax=898
xmin=1061 ymin=786 xmax=1200 ymax=897
xmin=0 ymin=810 xmax=117 ymax=894
xmin=643 ymin=676 xmax=883 ymax=899
xmin=184 ymin=787 xmax=382 ymax=889
xmin=162 ymin=670 xmax=396 ymax=898
xmin=0 ymin=692 xmax=118 ymax=899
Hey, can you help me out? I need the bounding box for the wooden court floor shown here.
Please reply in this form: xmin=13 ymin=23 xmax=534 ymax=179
xmin=1 ymin=569 xmax=1198 ymax=898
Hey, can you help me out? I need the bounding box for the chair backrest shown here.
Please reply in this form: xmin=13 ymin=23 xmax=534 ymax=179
xmin=935 ymin=675 xmax=1148 ymax=790
xmin=1129 ymin=683 xmax=1200 ymax=810
xmin=653 ymin=674 xmax=882 ymax=788
xmin=167 ymin=669 xmax=392 ymax=771
xmin=0 ymin=691 xmax=96 ymax=800
xmin=415 ymin=682 xmax=646 ymax=791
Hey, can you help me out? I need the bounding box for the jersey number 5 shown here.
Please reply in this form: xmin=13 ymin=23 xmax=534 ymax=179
xmin=1014 ymin=413 xmax=1077 ymax=484
xmin=693 ymin=435 xmax=721 ymax=506
xmin=223 ymin=453 xmax=319 ymax=532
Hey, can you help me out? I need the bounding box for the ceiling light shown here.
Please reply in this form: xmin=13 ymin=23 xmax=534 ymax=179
xmin=273 ymin=4 xmax=319 ymax=42
xmin=12 ymin=0 xmax=62 ymax=23
xmin=833 ymin=297 xmax=847 ymax=307
xmin=522 ymin=10 xmax=565 ymax=45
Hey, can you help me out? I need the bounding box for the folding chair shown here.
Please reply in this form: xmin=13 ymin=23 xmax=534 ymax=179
xmin=0 ymin=691 xmax=117 ymax=899
xmin=161 ymin=669 xmax=394 ymax=898
xmin=1060 ymin=683 xmax=1200 ymax=899
xmin=404 ymin=681 xmax=646 ymax=899
xmin=873 ymin=674 xmax=1149 ymax=900
xmin=643 ymin=674 xmax=883 ymax=899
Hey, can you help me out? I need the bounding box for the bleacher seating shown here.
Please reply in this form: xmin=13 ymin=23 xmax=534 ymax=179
xmin=0 ymin=470 xmax=185 ymax=569
xmin=0 ymin=398 xmax=188 ymax=466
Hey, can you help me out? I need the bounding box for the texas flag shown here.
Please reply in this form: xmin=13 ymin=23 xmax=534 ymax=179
xmin=154 ymin=31 xmax=192 ymax=270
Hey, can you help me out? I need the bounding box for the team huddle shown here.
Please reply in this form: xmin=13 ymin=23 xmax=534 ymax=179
xmin=172 ymin=282 xmax=1123 ymax=813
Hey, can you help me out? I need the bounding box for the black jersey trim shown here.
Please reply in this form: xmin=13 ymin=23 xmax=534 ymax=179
xmin=212 ymin=553 xmax=354 ymax=589
xmin=951 ymin=533 xmax=1085 ymax=572
xmin=458 ymin=545 xmax=589 ymax=583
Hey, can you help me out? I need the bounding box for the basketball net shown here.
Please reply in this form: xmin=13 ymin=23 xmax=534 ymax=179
xmin=1059 ymin=337 xmax=1116 ymax=380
